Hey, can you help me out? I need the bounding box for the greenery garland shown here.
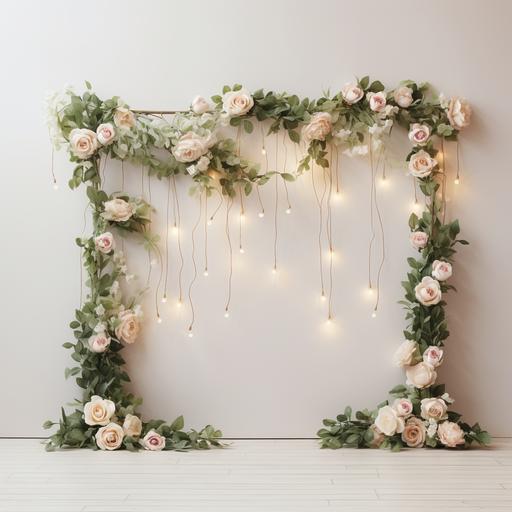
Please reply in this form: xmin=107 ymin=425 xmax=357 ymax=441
xmin=44 ymin=76 xmax=489 ymax=451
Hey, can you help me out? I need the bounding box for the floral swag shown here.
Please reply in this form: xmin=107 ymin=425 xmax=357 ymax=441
xmin=44 ymin=77 xmax=489 ymax=451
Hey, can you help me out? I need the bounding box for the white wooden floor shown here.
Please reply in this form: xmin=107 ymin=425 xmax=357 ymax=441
xmin=1 ymin=439 xmax=512 ymax=511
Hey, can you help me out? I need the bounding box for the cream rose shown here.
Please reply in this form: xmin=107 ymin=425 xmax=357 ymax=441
xmin=84 ymin=395 xmax=115 ymax=426
xmin=222 ymin=89 xmax=254 ymax=116
xmin=123 ymin=414 xmax=142 ymax=437
xmin=94 ymin=232 xmax=115 ymax=253
xmin=374 ymin=405 xmax=405 ymax=436
xmin=69 ymin=128 xmax=99 ymax=159
xmin=415 ymin=276 xmax=442 ymax=306
xmin=341 ymin=83 xmax=364 ymax=104
xmin=401 ymin=417 xmax=426 ymax=447
xmin=408 ymin=150 xmax=437 ymax=178
xmin=447 ymin=97 xmax=472 ymax=130
xmin=368 ymin=92 xmax=387 ymax=112
xmin=96 ymin=123 xmax=116 ymax=145
xmin=393 ymin=340 xmax=418 ymax=367
xmin=302 ymin=112 xmax=333 ymax=144
xmin=408 ymin=123 xmax=431 ymax=146
xmin=392 ymin=398 xmax=413 ymax=417
xmin=95 ymin=422 xmax=124 ymax=450
xmin=410 ymin=231 xmax=429 ymax=250
xmin=437 ymin=421 xmax=465 ymax=447
xmin=393 ymin=86 xmax=414 ymax=108
xmin=141 ymin=429 xmax=166 ymax=451
xmin=420 ymin=398 xmax=448 ymax=421
xmin=191 ymin=96 xmax=211 ymax=115
xmin=88 ymin=333 xmax=111 ymax=353
xmin=115 ymin=309 xmax=140 ymax=344
xmin=172 ymin=132 xmax=209 ymax=163
xmin=114 ymin=107 xmax=136 ymax=130
xmin=432 ymin=260 xmax=452 ymax=281
xmin=406 ymin=362 xmax=437 ymax=389
xmin=102 ymin=198 xmax=134 ymax=222
xmin=423 ymin=346 xmax=444 ymax=367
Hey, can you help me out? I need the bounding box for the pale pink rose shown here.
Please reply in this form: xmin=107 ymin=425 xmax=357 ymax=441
xmin=141 ymin=430 xmax=166 ymax=451
xmin=392 ymin=398 xmax=413 ymax=417
xmin=84 ymin=395 xmax=115 ymax=426
xmin=437 ymin=421 xmax=465 ymax=447
xmin=94 ymin=232 xmax=115 ymax=253
xmin=69 ymin=128 xmax=99 ymax=159
xmin=102 ymin=198 xmax=134 ymax=222
xmin=401 ymin=417 xmax=426 ymax=447
xmin=410 ymin=231 xmax=429 ymax=250
xmin=88 ymin=333 xmax=111 ymax=353
xmin=420 ymin=398 xmax=448 ymax=421
xmin=415 ymin=276 xmax=442 ymax=306
xmin=191 ymin=96 xmax=211 ymax=115
xmin=406 ymin=362 xmax=437 ymax=389
xmin=368 ymin=424 xmax=385 ymax=447
xmin=393 ymin=86 xmax=414 ymax=108
xmin=95 ymin=422 xmax=124 ymax=450
xmin=408 ymin=150 xmax=437 ymax=178
xmin=222 ymin=89 xmax=254 ymax=116
xmin=432 ymin=260 xmax=452 ymax=281
xmin=341 ymin=83 xmax=364 ymax=104
xmin=113 ymin=107 xmax=136 ymax=129
xmin=368 ymin=92 xmax=387 ymax=112
xmin=393 ymin=340 xmax=418 ymax=367
xmin=423 ymin=346 xmax=444 ymax=367
xmin=408 ymin=123 xmax=431 ymax=145
xmin=172 ymin=132 xmax=209 ymax=163
xmin=447 ymin=97 xmax=471 ymax=130
xmin=123 ymin=414 xmax=142 ymax=437
xmin=374 ymin=405 xmax=405 ymax=436
xmin=96 ymin=123 xmax=116 ymax=145
xmin=115 ymin=310 xmax=141 ymax=344
xmin=301 ymin=112 xmax=333 ymax=144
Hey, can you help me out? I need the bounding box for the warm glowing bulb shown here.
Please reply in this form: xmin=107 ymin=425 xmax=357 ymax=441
xmin=157 ymin=316 xmax=162 ymax=324
xmin=176 ymin=300 xmax=183 ymax=308
xmin=161 ymin=296 xmax=168 ymax=304
xmin=52 ymin=182 xmax=59 ymax=190
xmin=224 ymin=310 xmax=230 ymax=318
xmin=150 ymin=259 xmax=157 ymax=266
xmin=272 ymin=267 xmax=277 ymax=275
xmin=258 ymin=212 xmax=265 ymax=218
xmin=285 ymin=208 xmax=291 ymax=214
xmin=239 ymin=247 xmax=245 ymax=254
xmin=172 ymin=226 xmax=179 ymax=235
xmin=261 ymin=147 xmax=267 ymax=155
xmin=371 ymin=310 xmax=377 ymax=318
xmin=240 ymin=213 xmax=246 ymax=221
xmin=326 ymin=317 xmax=333 ymax=325
xmin=321 ymin=294 xmax=327 ymax=302
xmin=187 ymin=330 xmax=194 ymax=338
xmin=368 ymin=287 xmax=375 ymax=296
xmin=207 ymin=219 xmax=213 ymax=226
xmin=203 ymin=270 xmax=209 ymax=277
xmin=454 ymin=177 xmax=460 ymax=185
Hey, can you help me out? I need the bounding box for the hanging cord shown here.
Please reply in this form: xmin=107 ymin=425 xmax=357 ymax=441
xmin=256 ymin=184 xmax=265 ymax=217
xmin=224 ymin=196 xmax=234 ymax=316
xmin=50 ymin=146 xmax=58 ymax=189
xmin=440 ymin=139 xmax=447 ymax=224
xmin=239 ymin=185 xmax=245 ymax=253
xmin=282 ymin=132 xmax=292 ymax=212
xmin=455 ymin=140 xmax=461 ymax=184
xmin=162 ymin=177 xmax=171 ymax=301
xmin=368 ymin=138 xmax=377 ymax=293
xmin=172 ymin=174 xmax=184 ymax=305
xmin=326 ymin=148 xmax=334 ymax=321
xmin=204 ymin=192 xmax=209 ymax=275
xmin=273 ymin=133 xmax=279 ymax=272
xmin=209 ymin=188 xmax=224 ymax=224
xmin=187 ymin=192 xmax=204 ymax=335
xmin=145 ymin=172 xmax=153 ymax=288
xmin=311 ymin=161 xmax=327 ymax=299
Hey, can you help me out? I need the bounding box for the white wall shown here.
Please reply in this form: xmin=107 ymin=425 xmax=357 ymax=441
xmin=1 ymin=0 xmax=511 ymax=437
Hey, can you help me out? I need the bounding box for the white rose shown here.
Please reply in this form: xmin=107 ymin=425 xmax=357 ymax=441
xmin=84 ymin=395 xmax=115 ymax=426
xmin=222 ymin=89 xmax=254 ymax=116
xmin=392 ymin=398 xmax=413 ymax=417
xmin=415 ymin=276 xmax=442 ymax=306
xmin=427 ymin=419 xmax=438 ymax=438
xmin=94 ymin=232 xmax=115 ymax=254
xmin=102 ymin=198 xmax=134 ymax=222
xmin=95 ymin=422 xmax=124 ymax=451
xmin=408 ymin=123 xmax=431 ymax=146
xmin=191 ymin=95 xmax=211 ymax=115
xmin=113 ymin=107 xmax=136 ymax=130
xmin=437 ymin=421 xmax=465 ymax=447
xmin=420 ymin=398 xmax=448 ymax=421
xmin=301 ymin=112 xmax=333 ymax=144
xmin=115 ymin=309 xmax=141 ymax=344
xmin=172 ymin=132 xmax=209 ymax=163
xmin=341 ymin=83 xmax=364 ymax=104
xmin=408 ymin=150 xmax=437 ymax=178
xmin=123 ymin=414 xmax=142 ymax=437
xmin=69 ymin=128 xmax=99 ymax=159
xmin=432 ymin=260 xmax=452 ymax=281
xmin=401 ymin=417 xmax=426 ymax=447
xmin=410 ymin=231 xmax=429 ymax=250
xmin=423 ymin=346 xmax=444 ymax=367
xmin=447 ymin=97 xmax=471 ymax=130
xmin=96 ymin=123 xmax=116 ymax=145
xmin=393 ymin=86 xmax=414 ymax=108
xmin=393 ymin=340 xmax=418 ymax=367
xmin=141 ymin=429 xmax=166 ymax=451
xmin=88 ymin=333 xmax=111 ymax=353
xmin=374 ymin=405 xmax=405 ymax=436
xmin=406 ymin=362 xmax=437 ymax=389
xmin=368 ymin=92 xmax=387 ymax=112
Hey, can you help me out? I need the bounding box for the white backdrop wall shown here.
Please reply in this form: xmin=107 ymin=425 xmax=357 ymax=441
xmin=1 ymin=0 xmax=511 ymax=437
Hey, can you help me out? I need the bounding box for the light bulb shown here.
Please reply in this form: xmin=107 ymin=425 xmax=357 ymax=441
xmin=326 ymin=317 xmax=333 ymax=324
xmin=367 ymin=287 xmax=375 ymax=296
xmin=261 ymin=148 xmax=267 ymax=155
xmin=157 ymin=316 xmax=162 ymax=324
xmin=172 ymin=226 xmax=179 ymax=235
xmin=285 ymin=208 xmax=291 ymax=214
xmin=258 ymin=212 xmax=265 ymax=218
xmin=454 ymin=177 xmax=460 ymax=185
xmin=203 ymin=270 xmax=209 ymax=277
xmin=371 ymin=310 xmax=377 ymax=318
xmin=150 ymin=259 xmax=157 ymax=266
xmin=272 ymin=267 xmax=277 ymax=275
xmin=321 ymin=293 xmax=327 ymax=302
xmin=207 ymin=219 xmax=213 ymax=226
xmin=187 ymin=330 xmax=194 ymax=338
xmin=161 ymin=295 xmax=168 ymax=304
xmin=224 ymin=310 xmax=230 ymax=318
xmin=240 ymin=213 xmax=246 ymax=221
xmin=52 ymin=182 xmax=59 ymax=190
xmin=239 ymin=247 xmax=245 ymax=254
xmin=176 ymin=300 xmax=183 ymax=308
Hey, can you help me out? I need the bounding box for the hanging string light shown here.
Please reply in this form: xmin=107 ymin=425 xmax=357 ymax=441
xmin=171 ymin=174 xmax=184 ymax=307
xmin=272 ymin=132 xmax=280 ymax=273
xmin=239 ymin=185 xmax=245 ymax=254
xmin=325 ymin=148 xmax=335 ymax=322
xmin=281 ymin=131 xmax=292 ymax=214
xmin=311 ymin=160 xmax=327 ymax=301
xmin=224 ymin=196 xmax=234 ymax=318
xmin=454 ymin=141 xmax=461 ymax=185
xmin=203 ymin=192 xmax=209 ymax=276
xmin=367 ymin=142 xmax=377 ymax=296
xmin=162 ymin=177 xmax=171 ymax=303
xmin=50 ymin=147 xmax=58 ymax=190
xmin=208 ymin=188 xmax=224 ymax=225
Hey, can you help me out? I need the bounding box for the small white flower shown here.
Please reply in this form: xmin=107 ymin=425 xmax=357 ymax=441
xmin=94 ymin=322 xmax=107 ymax=333
xmin=427 ymin=419 xmax=438 ymax=438
xmin=126 ymin=274 xmax=135 ymax=282
xmin=95 ymin=304 xmax=106 ymax=316
xmin=186 ymin=164 xmax=199 ymax=176
xmin=110 ymin=281 xmax=120 ymax=295
xmin=133 ymin=304 xmax=143 ymax=318
xmin=343 ymin=145 xmax=368 ymax=157
xmin=441 ymin=392 xmax=455 ymax=404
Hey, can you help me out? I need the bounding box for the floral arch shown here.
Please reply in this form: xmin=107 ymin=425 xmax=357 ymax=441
xmin=44 ymin=77 xmax=489 ymax=451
